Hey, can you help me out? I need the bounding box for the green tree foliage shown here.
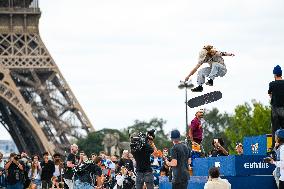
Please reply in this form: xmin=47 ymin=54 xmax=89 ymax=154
xmin=78 ymin=101 xmax=271 ymax=156
xmin=201 ymin=101 xmax=271 ymax=155
xmin=123 ymin=118 xmax=172 ymax=150
xmin=77 ymin=118 xmax=171 ymax=155
xmin=225 ymin=101 xmax=271 ymax=153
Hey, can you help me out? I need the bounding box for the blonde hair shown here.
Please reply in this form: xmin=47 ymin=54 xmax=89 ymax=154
xmin=203 ymin=45 xmax=213 ymax=51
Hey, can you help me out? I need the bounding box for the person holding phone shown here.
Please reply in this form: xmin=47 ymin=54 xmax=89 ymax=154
xmin=28 ymin=155 xmax=42 ymax=189
xmin=210 ymin=138 xmax=229 ymax=157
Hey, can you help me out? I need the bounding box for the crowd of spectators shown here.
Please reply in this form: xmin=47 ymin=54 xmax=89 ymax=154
xmin=0 ymin=134 xmax=240 ymax=189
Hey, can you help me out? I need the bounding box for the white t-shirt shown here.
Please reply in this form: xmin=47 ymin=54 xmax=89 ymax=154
xmin=274 ymin=145 xmax=284 ymax=181
xmin=0 ymin=160 xmax=5 ymax=169
xmin=204 ymin=178 xmax=231 ymax=189
xmin=53 ymin=164 xmax=64 ymax=177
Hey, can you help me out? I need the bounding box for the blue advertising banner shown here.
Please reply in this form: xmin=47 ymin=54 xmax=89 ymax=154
xmin=192 ymin=157 xmax=209 ymax=176
xmin=193 ymin=155 xmax=275 ymax=176
xmin=159 ymin=176 xmax=277 ymax=189
xmin=159 ymin=177 xmax=207 ymax=189
xmin=243 ymin=135 xmax=267 ymax=155
xmin=225 ymin=176 xmax=277 ymax=189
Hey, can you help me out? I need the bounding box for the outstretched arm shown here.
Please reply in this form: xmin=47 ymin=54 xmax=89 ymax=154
xmin=185 ymin=63 xmax=202 ymax=81
xmin=219 ymin=51 xmax=235 ymax=56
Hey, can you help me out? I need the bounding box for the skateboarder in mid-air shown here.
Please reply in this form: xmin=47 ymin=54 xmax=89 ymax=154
xmin=185 ymin=45 xmax=235 ymax=92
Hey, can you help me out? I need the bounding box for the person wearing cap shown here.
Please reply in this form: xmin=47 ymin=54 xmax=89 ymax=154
xmin=269 ymin=129 xmax=284 ymax=189
xmin=165 ymin=129 xmax=190 ymax=189
xmin=185 ymin=45 xmax=235 ymax=92
xmin=268 ymin=65 xmax=284 ymax=145
xmin=188 ymin=108 xmax=204 ymax=144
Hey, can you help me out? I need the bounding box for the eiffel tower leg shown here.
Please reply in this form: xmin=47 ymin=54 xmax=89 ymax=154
xmin=0 ymin=4 xmax=93 ymax=155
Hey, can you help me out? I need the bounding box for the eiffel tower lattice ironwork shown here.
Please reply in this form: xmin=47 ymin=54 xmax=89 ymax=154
xmin=0 ymin=0 xmax=94 ymax=155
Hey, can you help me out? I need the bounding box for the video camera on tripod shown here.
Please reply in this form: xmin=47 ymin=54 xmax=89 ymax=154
xmin=130 ymin=129 xmax=156 ymax=152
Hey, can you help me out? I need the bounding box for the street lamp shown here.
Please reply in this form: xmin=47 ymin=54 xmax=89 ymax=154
xmin=178 ymin=80 xmax=194 ymax=135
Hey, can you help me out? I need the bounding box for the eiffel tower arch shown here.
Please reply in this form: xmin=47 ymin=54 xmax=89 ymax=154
xmin=0 ymin=0 xmax=94 ymax=155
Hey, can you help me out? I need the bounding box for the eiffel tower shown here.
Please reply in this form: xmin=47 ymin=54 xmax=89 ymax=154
xmin=0 ymin=0 xmax=94 ymax=155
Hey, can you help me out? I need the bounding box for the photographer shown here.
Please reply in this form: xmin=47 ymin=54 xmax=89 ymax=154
xmin=115 ymin=166 xmax=136 ymax=189
xmin=131 ymin=130 xmax=157 ymax=189
xmin=5 ymin=153 xmax=24 ymax=189
xmin=165 ymin=130 xmax=190 ymax=189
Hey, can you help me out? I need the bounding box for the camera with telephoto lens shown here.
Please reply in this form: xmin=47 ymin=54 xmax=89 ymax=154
xmin=130 ymin=132 xmax=147 ymax=152
xmin=130 ymin=129 xmax=156 ymax=152
xmin=123 ymin=174 xmax=135 ymax=188
xmin=263 ymin=157 xmax=272 ymax=163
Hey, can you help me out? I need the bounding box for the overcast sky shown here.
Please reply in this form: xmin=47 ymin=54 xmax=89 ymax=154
xmin=1 ymin=0 xmax=284 ymax=140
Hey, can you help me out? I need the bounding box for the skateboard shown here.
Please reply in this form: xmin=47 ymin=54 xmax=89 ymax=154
xmin=187 ymin=91 xmax=222 ymax=108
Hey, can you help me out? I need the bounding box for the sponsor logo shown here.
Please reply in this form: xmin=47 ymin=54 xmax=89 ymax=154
xmin=215 ymin=162 xmax=221 ymax=167
xmin=244 ymin=162 xmax=269 ymax=169
xmin=251 ymin=143 xmax=259 ymax=154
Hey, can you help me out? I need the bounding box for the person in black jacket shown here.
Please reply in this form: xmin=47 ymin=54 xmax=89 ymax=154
xmin=41 ymin=152 xmax=55 ymax=189
xmin=131 ymin=132 xmax=157 ymax=189
xmin=5 ymin=153 xmax=25 ymax=189
xmin=269 ymin=65 xmax=284 ymax=145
